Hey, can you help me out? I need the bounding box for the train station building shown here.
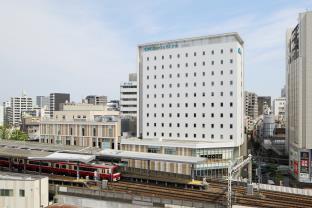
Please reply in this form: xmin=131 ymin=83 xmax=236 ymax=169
xmin=39 ymin=102 xmax=121 ymax=150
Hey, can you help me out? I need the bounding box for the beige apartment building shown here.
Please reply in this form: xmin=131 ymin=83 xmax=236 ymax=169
xmin=40 ymin=103 xmax=121 ymax=150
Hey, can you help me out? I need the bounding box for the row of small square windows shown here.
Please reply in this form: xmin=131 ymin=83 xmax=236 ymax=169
xmin=146 ymin=122 xmax=233 ymax=129
xmin=146 ymin=112 xmax=234 ymax=118
xmin=146 ymin=81 xmax=234 ymax=89
xmin=146 ymin=70 xmax=233 ymax=79
xmin=146 ymin=102 xmax=234 ymax=108
xmin=145 ymin=132 xmax=234 ymax=140
xmin=146 ymin=49 xmax=234 ymax=61
xmin=146 ymin=60 xmax=233 ymax=70
xmin=146 ymin=91 xmax=234 ymax=98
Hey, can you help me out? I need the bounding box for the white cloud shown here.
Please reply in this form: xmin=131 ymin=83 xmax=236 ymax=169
xmin=0 ymin=1 xmax=135 ymax=101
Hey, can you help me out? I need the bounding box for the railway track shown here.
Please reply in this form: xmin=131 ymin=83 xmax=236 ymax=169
xmin=110 ymin=181 xmax=312 ymax=208
xmin=206 ymin=180 xmax=312 ymax=206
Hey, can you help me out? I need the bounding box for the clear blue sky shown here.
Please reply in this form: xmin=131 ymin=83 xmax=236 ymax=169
xmin=0 ymin=0 xmax=311 ymax=102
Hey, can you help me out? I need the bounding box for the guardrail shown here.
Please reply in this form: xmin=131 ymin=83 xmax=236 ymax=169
xmin=252 ymin=183 xmax=312 ymax=196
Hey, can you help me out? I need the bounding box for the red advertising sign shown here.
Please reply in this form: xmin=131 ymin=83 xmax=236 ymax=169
xmin=294 ymin=160 xmax=298 ymax=175
xmin=301 ymin=160 xmax=308 ymax=167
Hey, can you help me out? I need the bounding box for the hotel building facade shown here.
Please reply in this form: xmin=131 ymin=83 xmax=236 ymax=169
xmin=121 ymin=33 xmax=246 ymax=178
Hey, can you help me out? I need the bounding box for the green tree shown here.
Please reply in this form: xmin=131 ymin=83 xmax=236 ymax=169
xmin=0 ymin=125 xmax=11 ymax=140
xmin=10 ymin=129 xmax=28 ymax=141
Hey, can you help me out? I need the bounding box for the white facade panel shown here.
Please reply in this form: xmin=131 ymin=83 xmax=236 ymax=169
xmin=138 ymin=34 xmax=244 ymax=149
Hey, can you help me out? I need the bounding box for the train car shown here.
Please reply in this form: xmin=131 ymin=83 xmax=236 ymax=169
xmin=0 ymin=157 xmax=121 ymax=181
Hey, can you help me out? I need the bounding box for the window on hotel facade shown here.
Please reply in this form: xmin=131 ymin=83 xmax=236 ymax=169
xmin=147 ymin=57 xmax=149 ymax=61
xmin=82 ymin=128 xmax=85 ymax=136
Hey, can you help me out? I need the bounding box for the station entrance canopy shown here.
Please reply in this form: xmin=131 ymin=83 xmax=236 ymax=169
xmin=99 ymin=149 xmax=206 ymax=164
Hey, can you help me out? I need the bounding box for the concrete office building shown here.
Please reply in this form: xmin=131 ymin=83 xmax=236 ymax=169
xmin=107 ymin=100 xmax=120 ymax=111
xmin=244 ymin=91 xmax=258 ymax=131
xmin=36 ymin=96 xmax=49 ymax=108
xmin=281 ymin=86 xmax=286 ymax=97
xmin=0 ymin=171 xmax=49 ymax=208
xmin=120 ymin=73 xmax=138 ymax=117
xmin=5 ymin=95 xmax=33 ymax=127
xmin=273 ymin=97 xmax=286 ymax=121
xmin=287 ymin=11 xmax=312 ymax=183
xmin=86 ymin=95 xmax=107 ymax=106
xmin=50 ymin=93 xmax=70 ymax=118
xmin=40 ymin=103 xmax=120 ymax=149
xmin=2 ymin=101 xmax=10 ymax=126
xmin=121 ymin=33 xmax=245 ymax=178
xmin=244 ymin=91 xmax=258 ymax=119
xmin=257 ymin=96 xmax=271 ymax=116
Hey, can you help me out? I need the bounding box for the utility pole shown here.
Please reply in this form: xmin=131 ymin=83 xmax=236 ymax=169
xmin=227 ymin=154 xmax=253 ymax=208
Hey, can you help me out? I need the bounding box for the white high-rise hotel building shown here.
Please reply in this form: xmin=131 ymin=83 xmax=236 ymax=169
xmin=122 ymin=33 xmax=245 ymax=178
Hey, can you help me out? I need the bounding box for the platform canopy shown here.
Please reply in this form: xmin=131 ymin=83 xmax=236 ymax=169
xmin=28 ymin=152 xmax=95 ymax=163
xmin=98 ymin=149 xmax=206 ymax=164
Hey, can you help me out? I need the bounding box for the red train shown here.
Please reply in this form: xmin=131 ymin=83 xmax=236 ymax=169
xmin=0 ymin=156 xmax=121 ymax=181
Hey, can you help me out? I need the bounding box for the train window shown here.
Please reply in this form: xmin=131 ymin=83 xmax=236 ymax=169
xmin=79 ymin=166 xmax=96 ymax=172
xmin=0 ymin=157 xmax=8 ymax=161
xmin=29 ymin=161 xmax=41 ymax=165
xmin=61 ymin=165 xmax=66 ymax=169
xmin=55 ymin=164 xmax=59 ymax=168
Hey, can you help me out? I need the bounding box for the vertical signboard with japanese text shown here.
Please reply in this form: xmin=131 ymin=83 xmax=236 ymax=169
xmin=300 ymin=151 xmax=310 ymax=180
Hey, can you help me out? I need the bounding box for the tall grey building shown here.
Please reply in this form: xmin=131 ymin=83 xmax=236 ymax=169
xmin=49 ymin=93 xmax=70 ymax=118
xmin=257 ymin=96 xmax=271 ymax=116
xmin=85 ymin=95 xmax=107 ymax=106
xmin=287 ymin=11 xmax=312 ymax=183
xmin=36 ymin=96 xmax=49 ymax=108
xmin=2 ymin=101 xmax=11 ymax=126
xmin=244 ymin=91 xmax=258 ymax=119
xmin=120 ymin=73 xmax=137 ymax=117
